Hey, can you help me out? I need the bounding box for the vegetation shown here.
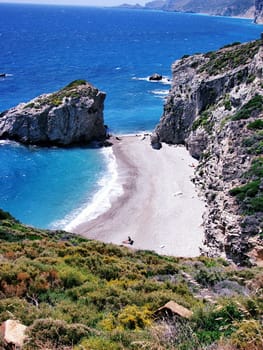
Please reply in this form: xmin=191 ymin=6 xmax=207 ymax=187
xmin=22 ymin=79 xmax=97 ymax=109
xmin=230 ymin=157 xmax=263 ymax=214
xmin=199 ymin=40 xmax=261 ymax=76
xmin=192 ymin=111 xmax=213 ymax=133
xmin=232 ymin=95 xmax=263 ymax=121
xmin=0 ymin=213 xmax=262 ymax=349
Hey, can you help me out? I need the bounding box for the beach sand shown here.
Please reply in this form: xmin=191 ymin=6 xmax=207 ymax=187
xmin=73 ymin=134 xmax=205 ymax=257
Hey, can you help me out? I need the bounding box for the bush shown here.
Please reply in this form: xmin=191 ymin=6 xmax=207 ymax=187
xmin=232 ymin=95 xmax=263 ymax=121
xmin=25 ymin=318 xmax=91 ymax=348
xmin=117 ymin=305 xmax=152 ymax=330
xmin=76 ymin=336 xmax=122 ymax=350
xmin=230 ymin=320 xmax=263 ymax=350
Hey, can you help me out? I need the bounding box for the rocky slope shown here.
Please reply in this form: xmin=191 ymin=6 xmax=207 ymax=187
xmin=122 ymin=0 xmax=255 ymax=19
xmin=0 ymin=80 xmax=107 ymax=146
xmin=255 ymin=0 xmax=263 ymax=22
xmin=154 ymin=39 xmax=263 ymax=265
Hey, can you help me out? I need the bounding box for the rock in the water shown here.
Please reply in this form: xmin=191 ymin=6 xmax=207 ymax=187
xmin=149 ymin=73 xmax=163 ymax=81
xmin=0 ymin=80 xmax=107 ymax=146
xmin=0 ymin=320 xmax=27 ymax=349
xmin=150 ymin=132 xmax=162 ymax=149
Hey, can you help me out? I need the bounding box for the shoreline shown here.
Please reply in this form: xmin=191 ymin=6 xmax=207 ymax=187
xmin=71 ymin=134 xmax=206 ymax=257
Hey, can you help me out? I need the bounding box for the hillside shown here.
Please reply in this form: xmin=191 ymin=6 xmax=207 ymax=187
xmin=120 ymin=0 xmax=256 ymax=19
xmin=155 ymin=38 xmax=263 ymax=266
xmin=0 ymin=209 xmax=262 ymax=349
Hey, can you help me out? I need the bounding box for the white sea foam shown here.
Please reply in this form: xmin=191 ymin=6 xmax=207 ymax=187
xmin=150 ymin=89 xmax=169 ymax=98
xmin=55 ymin=147 xmax=124 ymax=232
xmin=0 ymin=140 xmax=20 ymax=146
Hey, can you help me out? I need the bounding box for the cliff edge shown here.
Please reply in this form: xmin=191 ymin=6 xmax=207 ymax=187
xmin=254 ymin=0 xmax=263 ymax=23
xmin=0 ymin=80 xmax=106 ymax=146
xmin=155 ymin=39 xmax=263 ymax=265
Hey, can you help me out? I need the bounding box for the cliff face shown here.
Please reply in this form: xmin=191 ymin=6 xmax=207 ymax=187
xmin=144 ymin=0 xmax=255 ymax=18
xmin=155 ymin=39 xmax=263 ymax=265
xmin=0 ymin=80 xmax=106 ymax=146
xmin=254 ymin=0 xmax=263 ymax=22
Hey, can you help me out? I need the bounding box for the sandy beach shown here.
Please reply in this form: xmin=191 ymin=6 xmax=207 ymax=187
xmin=73 ymin=134 xmax=205 ymax=257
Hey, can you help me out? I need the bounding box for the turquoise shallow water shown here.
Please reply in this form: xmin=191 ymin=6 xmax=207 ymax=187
xmin=0 ymin=4 xmax=262 ymax=228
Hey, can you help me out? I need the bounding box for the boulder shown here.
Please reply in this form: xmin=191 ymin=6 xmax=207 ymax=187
xmin=0 ymin=80 xmax=107 ymax=146
xmin=150 ymin=132 xmax=162 ymax=150
xmin=0 ymin=320 xmax=27 ymax=349
xmin=149 ymin=73 xmax=163 ymax=81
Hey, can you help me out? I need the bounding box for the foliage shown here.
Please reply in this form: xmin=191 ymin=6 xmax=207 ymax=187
xmin=230 ymin=320 xmax=263 ymax=350
xmin=192 ymin=111 xmax=213 ymax=132
xmin=232 ymin=95 xmax=263 ymax=121
xmin=247 ymin=119 xmax=263 ymax=130
xmin=0 ymin=213 xmax=262 ymax=349
xmin=230 ymin=157 xmax=263 ymax=214
xmin=200 ymin=40 xmax=261 ymax=76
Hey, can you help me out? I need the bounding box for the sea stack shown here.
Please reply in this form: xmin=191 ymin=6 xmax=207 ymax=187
xmin=0 ymin=80 xmax=107 ymax=146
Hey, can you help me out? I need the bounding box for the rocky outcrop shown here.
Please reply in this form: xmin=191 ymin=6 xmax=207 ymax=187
xmin=155 ymin=39 xmax=263 ymax=265
xmin=122 ymin=0 xmax=255 ymax=19
xmin=0 ymin=80 xmax=107 ymax=146
xmin=149 ymin=73 xmax=163 ymax=81
xmin=254 ymin=0 xmax=263 ymax=22
xmin=0 ymin=320 xmax=28 ymax=349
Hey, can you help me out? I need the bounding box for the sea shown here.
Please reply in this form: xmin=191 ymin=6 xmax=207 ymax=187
xmin=0 ymin=3 xmax=262 ymax=230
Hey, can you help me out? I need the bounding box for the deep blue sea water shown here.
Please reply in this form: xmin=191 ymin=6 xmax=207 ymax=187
xmin=0 ymin=4 xmax=262 ymax=229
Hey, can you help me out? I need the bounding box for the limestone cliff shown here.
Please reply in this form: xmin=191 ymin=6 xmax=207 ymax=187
xmin=0 ymin=80 xmax=106 ymax=146
xmin=123 ymin=0 xmax=255 ymax=19
xmin=254 ymin=0 xmax=263 ymax=23
xmin=155 ymin=39 xmax=263 ymax=265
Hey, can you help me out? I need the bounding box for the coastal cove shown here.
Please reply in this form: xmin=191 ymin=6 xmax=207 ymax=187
xmin=72 ymin=135 xmax=205 ymax=257
xmin=1 ymin=4 xmax=263 ymax=246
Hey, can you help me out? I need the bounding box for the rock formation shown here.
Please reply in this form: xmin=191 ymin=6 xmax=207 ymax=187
xmin=0 ymin=320 xmax=28 ymax=349
xmin=254 ymin=0 xmax=263 ymax=22
xmin=121 ymin=0 xmax=256 ymax=19
xmin=0 ymin=80 xmax=107 ymax=146
xmin=154 ymin=39 xmax=263 ymax=265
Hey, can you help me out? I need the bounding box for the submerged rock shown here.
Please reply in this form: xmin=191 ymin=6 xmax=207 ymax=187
xmin=0 ymin=80 xmax=107 ymax=146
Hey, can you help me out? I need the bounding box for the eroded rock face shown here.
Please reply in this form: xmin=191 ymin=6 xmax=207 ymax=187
xmin=0 ymin=80 xmax=107 ymax=146
xmin=254 ymin=0 xmax=263 ymax=23
xmin=155 ymin=39 xmax=263 ymax=265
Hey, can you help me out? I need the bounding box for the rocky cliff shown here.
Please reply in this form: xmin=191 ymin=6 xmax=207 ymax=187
xmin=155 ymin=39 xmax=263 ymax=265
xmin=254 ymin=0 xmax=263 ymax=22
xmin=0 ymin=80 xmax=107 ymax=146
xmin=123 ymin=0 xmax=255 ymax=19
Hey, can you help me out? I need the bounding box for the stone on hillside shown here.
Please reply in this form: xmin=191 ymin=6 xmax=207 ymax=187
xmin=0 ymin=320 xmax=28 ymax=349
xmin=153 ymin=301 xmax=193 ymax=319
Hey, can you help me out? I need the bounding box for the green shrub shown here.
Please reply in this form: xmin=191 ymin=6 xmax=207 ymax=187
xmin=25 ymin=318 xmax=91 ymax=348
xmin=232 ymin=95 xmax=263 ymax=121
xmin=230 ymin=320 xmax=263 ymax=350
xmin=192 ymin=111 xmax=213 ymax=132
xmin=76 ymin=337 xmax=122 ymax=350
xmin=65 ymin=79 xmax=87 ymax=89
xmin=118 ymin=305 xmax=152 ymax=330
xmin=247 ymin=119 xmax=263 ymax=130
xmin=0 ymin=209 xmax=14 ymax=221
